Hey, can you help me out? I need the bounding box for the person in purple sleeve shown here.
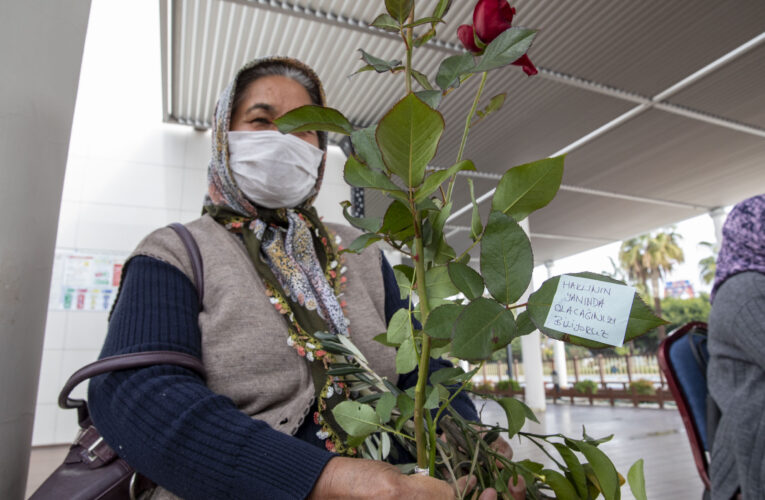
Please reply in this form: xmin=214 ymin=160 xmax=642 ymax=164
xmin=708 ymin=193 xmax=765 ymax=500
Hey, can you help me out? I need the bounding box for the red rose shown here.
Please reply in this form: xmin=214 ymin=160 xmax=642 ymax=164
xmin=458 ymin=0 xmax=537 ymax=76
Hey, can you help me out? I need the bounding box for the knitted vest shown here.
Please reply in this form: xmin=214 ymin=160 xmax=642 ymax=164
xmin=131 ymin=215 xmax=396 ymax=499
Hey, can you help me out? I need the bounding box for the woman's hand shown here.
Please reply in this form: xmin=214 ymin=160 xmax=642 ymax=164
xmin=309 ymin=457 xmax=454 ymax=499
xmin=309 ymin=453 xmax=526 ymax=500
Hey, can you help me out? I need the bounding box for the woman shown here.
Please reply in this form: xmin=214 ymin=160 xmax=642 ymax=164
xmin=89 ymin=57 xmax=523 ymax=500
xmin=708 ymin=194 xmax=765 ymax=500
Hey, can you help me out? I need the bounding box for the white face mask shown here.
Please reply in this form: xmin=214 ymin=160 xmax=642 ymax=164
xmin=227 ymin=130 xmax=324 ymax=209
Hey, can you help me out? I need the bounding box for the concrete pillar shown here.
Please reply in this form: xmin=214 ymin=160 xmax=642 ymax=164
xmin=544 ymin=261 xmax=569 ymax=389
xmin=0 ymin=3 xmax=91 ymax=498
xmin=519 ymin=220 xmax=546 ymax=412
xmin=709 ymin=207 xmax=727 ymax=247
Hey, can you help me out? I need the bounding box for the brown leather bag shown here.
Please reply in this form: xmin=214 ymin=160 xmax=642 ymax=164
xmin=30 ymin=223 xmax=205 ymax=499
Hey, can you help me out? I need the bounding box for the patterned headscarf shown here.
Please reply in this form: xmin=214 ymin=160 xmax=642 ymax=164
xmin=203 ymin=57 xmax=354 ymax=453
xmin=711 ymin=194 xmax=765 ymax=302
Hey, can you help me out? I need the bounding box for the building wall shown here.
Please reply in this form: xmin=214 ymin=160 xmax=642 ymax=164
xmin=32 ymin=0 xmax=349 ymax=446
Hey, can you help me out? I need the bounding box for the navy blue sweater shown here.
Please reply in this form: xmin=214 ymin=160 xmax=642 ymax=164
xmin=89 ymin=254 xmax=476 ymax=499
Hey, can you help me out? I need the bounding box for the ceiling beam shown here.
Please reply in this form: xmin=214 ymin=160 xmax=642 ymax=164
xmin=448 ymin=32 xmax=765 ymax=225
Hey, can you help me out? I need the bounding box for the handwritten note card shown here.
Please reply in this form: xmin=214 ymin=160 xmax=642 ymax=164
xmin=543 ymin=275 xmax=636 ymax=347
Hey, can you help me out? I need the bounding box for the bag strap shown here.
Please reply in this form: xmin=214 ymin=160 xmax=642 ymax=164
xmin=167 ymin=222 xmax=204 ymax=309
xmin=59 ymin=351 xmax=207 ymax=411
xmin=59 ymin=223 xmax=206 ymax=423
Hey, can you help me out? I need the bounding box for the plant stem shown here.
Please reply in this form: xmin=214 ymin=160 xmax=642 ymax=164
xmin=412 ymin=209 xmax=433 ymax=472
xmin=405 ymin=7 xmax=414 ymax=94
xmin=446 ymin=71 xmax=488 ymax=202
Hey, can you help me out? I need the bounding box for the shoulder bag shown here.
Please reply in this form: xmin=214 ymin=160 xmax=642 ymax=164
xmin=30 ymin=223 xmax=205 ymax=500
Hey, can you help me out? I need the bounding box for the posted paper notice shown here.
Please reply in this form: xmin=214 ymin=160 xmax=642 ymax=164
xmin=543 ymin=275 xmax=636 ymax=347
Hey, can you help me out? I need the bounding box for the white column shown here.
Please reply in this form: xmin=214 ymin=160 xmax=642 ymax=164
xmin=0 ymin=3 xmax=90 ymax=498
xmin=519 ymin=220 xmax=546 ymax=412
xmin=545 ymin=261 xmax=569 ymax=389
xmin=709 ymin=207 xmax=727 ymax=247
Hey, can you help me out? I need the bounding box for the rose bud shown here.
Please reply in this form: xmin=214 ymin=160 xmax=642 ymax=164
xmin=473 ymin=0 xmax=515 ymax=44
xmin=458 ymin=24 xmax=481 ymax=53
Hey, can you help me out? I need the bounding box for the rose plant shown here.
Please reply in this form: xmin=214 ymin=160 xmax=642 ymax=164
xmin=275 ymin=1 xmax=662 ymax=498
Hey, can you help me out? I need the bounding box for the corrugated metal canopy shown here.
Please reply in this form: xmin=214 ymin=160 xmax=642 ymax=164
xmin=160 ymin=0 xmax=765 ymax=264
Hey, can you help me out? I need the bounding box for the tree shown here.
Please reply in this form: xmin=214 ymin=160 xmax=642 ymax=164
xmin=698 ymin=241 xmax=717 ymax=285
xmin=618 ymin=229 xmax=685 ymax=340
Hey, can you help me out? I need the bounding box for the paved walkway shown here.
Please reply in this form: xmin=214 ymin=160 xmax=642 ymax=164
xmin=27 ymin=402 xmax=703 ymax=499
xmin=476 ymin=398 xmax=703 ymax=499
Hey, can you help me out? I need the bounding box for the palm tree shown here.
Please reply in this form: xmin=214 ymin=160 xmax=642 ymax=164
xmin=698 ymin=241 xmax=717 ymax=285
xmin=618 ymin=229 xmax=684 ymax=340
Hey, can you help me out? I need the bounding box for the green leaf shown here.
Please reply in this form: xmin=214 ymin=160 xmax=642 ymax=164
xmin=376 ymin=93 xmax=444 ymax=188
xmin=436 ymin=53 xmax=475 ymax=90
xmin=332 ymin=401 xmax=381 ymax=437
xmin=526 ymin=272 xmax=668 ymax=348
xmin=370 ymin=13 xmax=400 ymax=31
xmin=516 ymin=310 xmax=535 ymax=336
xmin=402 ymin=17 xmax=442 ymax=29
xmin=519 ymin=399 xmax=540 ymax=423
xmin=472 ymin=93 xmax=506 ymax=125
xmin=358 ymin=49 xmax=402 ymax=73
xmin=447 ymin=262 xmax=484 ymax=300
xmin=274 ymin=104 xmax=353 ymax=136
xmin=380 ymin=432 xmax=391 ymax=460
xmin=432 ymin=0 xmax=453 ymax=19
xmin=385 ymin=0 xmax=413 ymax=23
xmin=413 ymin=28 xmax=436 ymax=47
xmin=575 ymin=441 xmax=620 ymax=500
xmin=345 ymin=232 xmax=382 ymax=253
xmin=468 ymin=179 xmax=483 ymax=241
xmin=497 ymin=397 xmax=526 ymax=437
xmin=393 ymin=265 xmax=414 ymax=300
xmin=552 ymin=443 xmax=588 ymax=499
xmin=411 ymin=69 xmax=434 ymax=91
xmin=451 ymin=297 xmax=517 ymax=361
xmin=424 ymin=303 xmax=463 ymax=339
xmin=429 ymin=366 xmax=466 ymax=385
xmin=387 ymin=308 xmax=412 ymax=344
xmin=341 ymin=200 xmax=382 ymax=233
xmin=491 ymin=156 xmax=565 ymax=221
xmin=627 ymin=459 xmax=647 ymax=500
xmin=480 ymin=211 xmax=533 ymax=305
xmin=415 ymin=160 xmax=476 ymax=203
xmin=424 ymin=386 xmax=440 ymax=409
xmin=474 ymin=27 xmax=537 ymax=73
xmin=396 ymin=337 xmax=418 ymax=374
xmin=583 ymin=426 xmax=614 ymax=445
xmin=396 ymin=392 xmax=415 ymax=427
xmin=344 ymin=155 xmax=399 ymax=191
xmin=350 ymin=125 xmax=386 ymax=172
xmin=541 ymin=469 xmax=581 ymax=500
xmin=372 ymin=333 xmax=398 ymax=347
xmin=425 ymin=265 xmax=460 ymax=308
xmin=376 ymin=392 xmax=397 ymax=423
xmin=415 ymin=90 xmax=442 ymax=109
xmin=381 ymin=200 xmax=415 ymax=241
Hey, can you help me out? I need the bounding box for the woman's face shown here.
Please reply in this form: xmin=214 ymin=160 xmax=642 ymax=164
xmin=229 ymin=75 xmax=319 ymax=148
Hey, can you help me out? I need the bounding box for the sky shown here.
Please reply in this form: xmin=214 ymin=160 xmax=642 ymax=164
xmin=533 ymin=209 xmax=728 ymax=297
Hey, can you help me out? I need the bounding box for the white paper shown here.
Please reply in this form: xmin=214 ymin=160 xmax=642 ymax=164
xmin=543 ymin=275 xmax=636 ymax=347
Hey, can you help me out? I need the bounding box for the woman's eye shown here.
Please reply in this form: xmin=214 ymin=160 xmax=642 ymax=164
xmin=250 ymin=117 xmax=271 ymax=125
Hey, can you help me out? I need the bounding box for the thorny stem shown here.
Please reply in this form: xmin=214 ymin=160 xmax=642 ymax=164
xmin=412 ymin=208 xmax=433 ymax=472
xmin=446 ymin=71 xmax=488 ymax=202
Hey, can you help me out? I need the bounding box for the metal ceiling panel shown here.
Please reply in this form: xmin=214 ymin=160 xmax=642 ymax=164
xmin=162 ymin=0 xmax=765 ymax=265
xmin=432 ymin=73 xmax=635 ymax=172
xmin=668 ymin=43 xmax=765 ymax=129
xmin=563 ymin=108 xmax=765 ymax=206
